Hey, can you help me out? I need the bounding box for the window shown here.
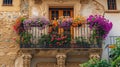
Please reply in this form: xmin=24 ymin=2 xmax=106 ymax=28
xmin=3 ymin=0 xmax=12 ymax=6
xmin=49 ymin=8 xmax=73 ymax=20
xmin=107 ymin=0 xmax=117 ymax=10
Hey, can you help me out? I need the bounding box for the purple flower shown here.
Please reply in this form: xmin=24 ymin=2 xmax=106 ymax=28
xmin=40 ymin=16 xmax=49 ymax=25
xmin=58 ymin=17 xmax=73 ymax=29
xmin=23 ymin=16 xmax=50 ymax=30
xmin=87 ymin=15 xmax=113 ymax=39
xmin=23 ymin=19 xmax=32 ymax=30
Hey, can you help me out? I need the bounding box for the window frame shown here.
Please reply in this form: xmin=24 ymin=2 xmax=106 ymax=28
xmin=2 ymin=0 xmax=13 ymax=6
xmin=107 ymin=0 xmax=117 ymax=10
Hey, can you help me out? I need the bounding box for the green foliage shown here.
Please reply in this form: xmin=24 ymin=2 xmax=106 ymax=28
xmin=110 ymin=38 xmax=120 ymax=60
xmin=80 ymin=37 xmax=120 ymax=67
xmin=38 ymin=34 xmax=50 ymax=45
xmin=75 ymin=37 xmax=90 ymax=45
xmin=21 ymin=17 xmax=26 ymax=22
xmin=20 ymin=32 xmax=32 ymax=45
xmin=89 ymin=29 xmax=103 ymax=45
xmin=80 ymin=58 xmax=111 ymax=67
xmin=110 ymin=38 xmax=120 ymax=67
xmin=112 ymin=56 xmax=120 ymax=67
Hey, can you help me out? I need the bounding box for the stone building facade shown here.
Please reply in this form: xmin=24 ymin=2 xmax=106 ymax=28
xmin=0 ymin=0 xmax=120 ymax=67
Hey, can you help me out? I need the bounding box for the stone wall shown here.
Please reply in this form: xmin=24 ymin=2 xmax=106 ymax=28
xmin=0 ymin=0 xmax=29 ymax=66
xmin=0 ymin=11 xmax=20 ymax=67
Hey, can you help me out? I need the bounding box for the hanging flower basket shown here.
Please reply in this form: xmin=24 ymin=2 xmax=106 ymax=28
xmin=87 ymin=15 xmax=113 ymax=46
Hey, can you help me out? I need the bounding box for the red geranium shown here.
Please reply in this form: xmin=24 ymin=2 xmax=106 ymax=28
xmin=13 ymin=17 xmax=25 ymax=34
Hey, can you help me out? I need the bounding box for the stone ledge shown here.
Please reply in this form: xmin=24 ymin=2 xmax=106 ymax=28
xmin=105 ymin=10 xmax=120 ymax=13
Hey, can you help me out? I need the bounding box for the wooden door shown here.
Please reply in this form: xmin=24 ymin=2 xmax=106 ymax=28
xmin=49 ymin=7 xmax=74 ymax=38
xmin=49 ymin=8 xmax=73 ymax=20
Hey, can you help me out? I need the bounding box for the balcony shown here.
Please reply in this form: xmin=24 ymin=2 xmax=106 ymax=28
xmin=12 ymin=15 xmax=112 ymax=67
xmin=12 ymin=15 xmax=112 ymax=50
xmin=19 ymin=23 xmax=102 ymax=49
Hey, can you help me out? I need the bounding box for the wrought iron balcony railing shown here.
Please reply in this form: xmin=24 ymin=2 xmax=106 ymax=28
xmin=19 ymin=23 xmax=102 ymax=49
xmin=109 ymin=36 xmax=120 ymax=45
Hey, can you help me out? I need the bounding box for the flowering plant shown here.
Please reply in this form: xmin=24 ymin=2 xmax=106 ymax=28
xmin=72 ymin=16 xmax=86 ymax=27
xmin=13 ymin=17 xmax=26 ymax=34
xmin=13 ymin=17 xmax=33 ymax=46
xmin=87 ymin=15 xmax=113 ymax=40
xmin=23 ymin=16 xmax=50 ymax=30
xmin=52 ymin=19 xmax=58 ymax=27
xmin=49 ymin=26 xmax=71 ymax=47
xmin=57 ymin=16 xmax=73 ymax=29
xmin=39 ymin=26 xmax=71 ymax=48
xmin=49 ymin=33 xmax=71 ymax=48
xmin=13 ymin=16 xmax=50 ymax=47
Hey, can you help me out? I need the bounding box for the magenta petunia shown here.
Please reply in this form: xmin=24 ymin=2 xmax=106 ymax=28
xmin=87 ymin=15 xmax=113 ymax=39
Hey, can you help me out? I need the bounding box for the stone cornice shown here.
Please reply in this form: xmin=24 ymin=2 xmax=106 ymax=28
xmin=105 ymin=10 xmax=120 ymax=13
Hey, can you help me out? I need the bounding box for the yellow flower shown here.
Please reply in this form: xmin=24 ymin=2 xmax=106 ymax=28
xmin=108 ymin=45 xmax=115 ymax=48
xmin=52 ymin=20 xmax=58 ymax=27
xmin=73 ymin=15 xmax=86 ymax=25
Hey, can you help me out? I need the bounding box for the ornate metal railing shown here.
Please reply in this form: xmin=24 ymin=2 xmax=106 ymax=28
xmin=108 ymin=36 xmax=120 ymax=66
xmin=19 ymin=23 xmax=102 ymax=48
xmin=109 ymin=36 xmax=120 ymax=45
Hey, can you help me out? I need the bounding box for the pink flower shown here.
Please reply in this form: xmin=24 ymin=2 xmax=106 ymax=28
xmin=57 ymin=38 xmax=61 ymax=41
xmin=52 ymin=34 xmax=56 ymax=37
xmin=51 ymin=37 xmax=54 ymax=41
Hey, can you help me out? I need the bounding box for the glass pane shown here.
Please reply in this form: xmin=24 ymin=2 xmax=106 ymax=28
xmin=3 ymin=0 xmax=12 ymax=5
xmin=52 ymin=11 xmax=55 ymax=20
xmin=51 ymin=11 xmax=59 ymax=20
xmin=63 ymin=10 xmax=70 ymax=16
xmin=49 ymin=8 xmax=73 ymax=20
xmin=56 ymin=11 xmax=59 ymax=19
xmin=107 ymin=0 xmax=116 ymax=10
xmin=67 ymin=11 xmax=70 ymax=16
xmin=10 ymin=0 xmax=12 ymax=4
xmin=63 ymin=11 xmax=67 ymax=16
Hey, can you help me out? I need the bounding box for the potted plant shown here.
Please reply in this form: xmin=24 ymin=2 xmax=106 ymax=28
xmin=87 ymin=15 xmax=113 ymax=47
